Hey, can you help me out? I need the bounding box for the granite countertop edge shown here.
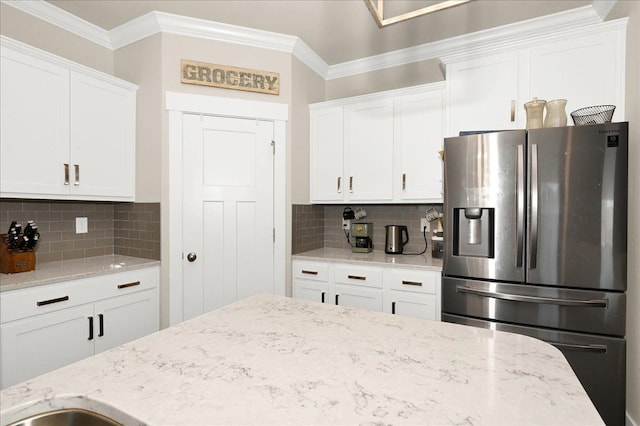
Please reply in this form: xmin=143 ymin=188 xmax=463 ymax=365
xmin=0 ymin=255 xmax=161 ymax=293
xmin=293 ymin=247 xmax=443 ymax=271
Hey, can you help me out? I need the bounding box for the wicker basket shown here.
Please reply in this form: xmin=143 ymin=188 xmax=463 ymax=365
xmin=570 ymin=105 xmax=616 ymax=126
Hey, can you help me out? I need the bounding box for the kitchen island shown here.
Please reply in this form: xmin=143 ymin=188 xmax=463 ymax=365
xmin=0 ymin=294 xmax=602 ymax=425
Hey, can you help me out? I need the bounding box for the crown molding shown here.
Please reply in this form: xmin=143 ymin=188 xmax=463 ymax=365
xmin=1 ymin=1 xmax=617 ymax=81
xmin=1 ymin=0 xmax=112 ymax=48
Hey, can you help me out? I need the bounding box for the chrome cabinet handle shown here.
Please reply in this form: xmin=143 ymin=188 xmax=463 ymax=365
xmin=510 ymin=100 xmax=516 ymax=122
xmin=36 ymin=295 xmax=69 ymax=306
xmin=349 ymin=176 xmax=353 ymax=193
xmin=516 ymin=144 xmax=525 ymax=267
xmin=402 ymin=280 xmax=422 ymax=287
xmin=74 ymin=164 xmax=80 ymax=186
xmin=347 ymin=274 xmax=366 ymax=280
xmin=117 ymin=281 xmax=140 ymax=289
xmin=64 ymin=164 xmax=70 ymax=185
xmin=337 ymin=176 xmax=342 ymax=193
xmin=456 ymin=285 xmax=608 ymax=307
xmin=530 ymin=144 xmax=539 ymax=269
xmin=402 ymin=173 xmax=406 ymax=190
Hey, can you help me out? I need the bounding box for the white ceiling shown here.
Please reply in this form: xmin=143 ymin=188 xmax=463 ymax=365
xmin=46 ymin=0 xmax=592 ymax=66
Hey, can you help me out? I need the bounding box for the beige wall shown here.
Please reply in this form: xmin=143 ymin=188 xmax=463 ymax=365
xmin=326 ymin=58 xmax=444 ymax=100
xmin=609 ymin=1 xmax=640 ymax=423
xmin=0 ymin=3 xmax=112 ymax=74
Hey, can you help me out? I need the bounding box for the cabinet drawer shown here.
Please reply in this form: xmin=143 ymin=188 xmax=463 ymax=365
xmin=293 ymin=262 xmax=329 ymax=282
xmin=333 ymin=265 xmax=382 ymax=289
xmin=390 ymin=291 xmax=437 ymax=320
xmin=387 ymin=269 xmax=439 ymax=294
xmin=0 ymin=267 xmax=159 ymax=323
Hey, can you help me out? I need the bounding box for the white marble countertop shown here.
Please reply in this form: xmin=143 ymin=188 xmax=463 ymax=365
xmin=0 ymin=255 xmax=160 ymax=292
xmin=0 ymin=294 xmax=602 ymax=425
xmin=293 ymin=247 xmax=443 ymax=271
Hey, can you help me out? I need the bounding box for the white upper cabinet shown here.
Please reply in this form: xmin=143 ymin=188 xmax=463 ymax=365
xmin=344 ymin=99 xmax=394 ymax=202
xmin=310 ymin=107 xmax=344 ymax=202
xmin=394 ymin=88 xmax=444 ymax=202
xmin=445 ymin=51 xmax=522 ymax=137
xmin=1 ymin=46 xmax=71 ymax=196
xmin=0 ymin=37 xmax=138 ymax=201
xmin=309 ymin=83 xmax=445 ymax=204
xmin=443 ymin=20 xmax=626 ymax=137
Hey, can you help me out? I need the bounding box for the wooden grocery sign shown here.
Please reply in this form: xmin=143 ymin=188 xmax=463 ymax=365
xmin=181 ymin=59 xmax=279 ymax=95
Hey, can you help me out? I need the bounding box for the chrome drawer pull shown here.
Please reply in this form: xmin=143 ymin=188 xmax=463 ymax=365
xmin=456 ymin=285 xmax=608 ymax=307
xmin=36 ymin=296 xmax=69 ymax=306
xmin=347 ymin=275 xmax=366 ymax=280
xmin=63 ymin=164 xmax=70 ymax=185
xmin=117 ymin=281 xmax=141 ymax=289
xmin=74 ymin=164 xmax=80 ymax=186
xmin=301 ymin=270 xmax=318 ymax=275
xmin=402 ymin=280 xmax=422 ymax=286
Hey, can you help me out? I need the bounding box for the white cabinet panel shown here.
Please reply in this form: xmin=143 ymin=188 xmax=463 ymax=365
xmin=344 ymin=99 xmax=394 ymax=201
xmin=528 ymin=30 xmax=625 ymax=122
xmin=70 ymin=72 xmax=135 ymax=198
xmin=0 ymin=46 xmax=70 ymax=196
xmin=334 ymin=284 xmax=383 ymax=312
xmin=0 ymin=304 xmax=94 ymax=388
xmin=446 ymin=51 xmax=521 ymax=137
xmin=310 ymin=107 xmax=344 ymax=202
xmin=394 ymin=90 xmax=444 ymax=202
xmin=390 ymin=291 xmax=437 ymax=320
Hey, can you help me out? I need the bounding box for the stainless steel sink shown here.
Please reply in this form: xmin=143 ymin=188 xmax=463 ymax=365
xmin=7 ymin=408 xmax=121 ymax=426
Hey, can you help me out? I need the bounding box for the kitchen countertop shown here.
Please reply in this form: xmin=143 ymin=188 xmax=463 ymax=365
xmin=293 ymin=247 xmax=443 ymax=271
xmin=0 ymin=294 xmax=602 ymax=425
xmin=0 ymin=255 xmax=160 ymax=292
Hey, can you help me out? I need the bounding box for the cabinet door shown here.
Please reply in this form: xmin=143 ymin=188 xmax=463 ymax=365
xmin=310 ymin=107 xmax=344 ymax=202
xmin=93 ymin=289 xmax=158 ymax=354
xmin=389 ymin=291 xmax=437 ymax=320
xmin=395 ymin=90 xmax=444 ymax=202
xmin=333 ymin=284 xmax=383 ymax=312
xmin=0 ymin=304 xmax=94 ymax=388
xmin=293 ymin=280 xmax=329 ymax=304
xmin=344 ymin=99 xmax=394 ymax=201
xmin=70 ymin=71 xmax=135 ymax=199
xmin=0 ymin=47 xmax=70 ymax=196
xmin=446 ymin=51 xmax=521 ymax=137
xmin=528 ymin=30 xmax=625 ymax=122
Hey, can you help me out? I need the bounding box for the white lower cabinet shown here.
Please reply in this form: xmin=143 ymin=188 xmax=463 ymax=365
xmin=0 ymin=266 xmax=159 ymax=389
xmin=292 ymin=259 xmax=440 ymax=320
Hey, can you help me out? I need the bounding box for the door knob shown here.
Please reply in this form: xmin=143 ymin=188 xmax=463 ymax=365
xmin=187 ymin=252 xmax=197 ymax=262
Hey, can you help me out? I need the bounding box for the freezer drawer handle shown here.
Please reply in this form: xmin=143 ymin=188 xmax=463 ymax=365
xmin=549 ymin=341 xmax=607 ymax=353
xmin=456 ymin=285 xmax=608 ymax=307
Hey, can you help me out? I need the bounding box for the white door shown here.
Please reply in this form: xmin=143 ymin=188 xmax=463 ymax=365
xmin=309 ymin=106 xmax=344 ymax=203
xmin=182 ymin=114 xmax=275 ymax=320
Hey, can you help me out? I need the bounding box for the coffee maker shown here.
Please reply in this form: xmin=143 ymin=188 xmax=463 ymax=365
xmin=351 ymin=223 xmax=373 ymax=253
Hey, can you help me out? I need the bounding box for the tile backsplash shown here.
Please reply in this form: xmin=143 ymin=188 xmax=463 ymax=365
xmin=292 ymin=204 xmax=443 ymax=254
xmin=0 ymin=200 xmax=160 ymax=264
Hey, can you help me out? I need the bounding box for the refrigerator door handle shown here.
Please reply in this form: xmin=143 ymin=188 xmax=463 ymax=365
xmin=456 ymin=285 xmax=608 ymax=307
xmin=516 ymin=144 xmax=525 ymax=267
xmin=530 ymin=143 xmax=539 ymax=269
xmin=548 ymin=341 xmax=608 ymax=353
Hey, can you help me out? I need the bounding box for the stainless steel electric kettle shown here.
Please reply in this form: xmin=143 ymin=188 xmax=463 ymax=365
xmin=385 ymin=225 xmax=409 ymax=254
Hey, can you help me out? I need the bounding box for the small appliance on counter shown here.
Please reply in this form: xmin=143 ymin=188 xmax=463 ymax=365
xmin=384 ymin=225 xmax=408 ymax=254
xmin=351 ymin=223 xmax=373 ymax=253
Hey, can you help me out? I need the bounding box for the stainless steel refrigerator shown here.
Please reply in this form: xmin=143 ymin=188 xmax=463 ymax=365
xmin=441 ymin=122 xmax=627 ymax=426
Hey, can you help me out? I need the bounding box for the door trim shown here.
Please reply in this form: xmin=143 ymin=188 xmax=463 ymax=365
xmin=166 ymin=92 xmax=288 ymax=326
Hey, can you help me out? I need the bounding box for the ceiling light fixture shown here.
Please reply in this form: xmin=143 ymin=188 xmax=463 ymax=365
xmin=364 ymin=0 xmax=473 ymax=28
